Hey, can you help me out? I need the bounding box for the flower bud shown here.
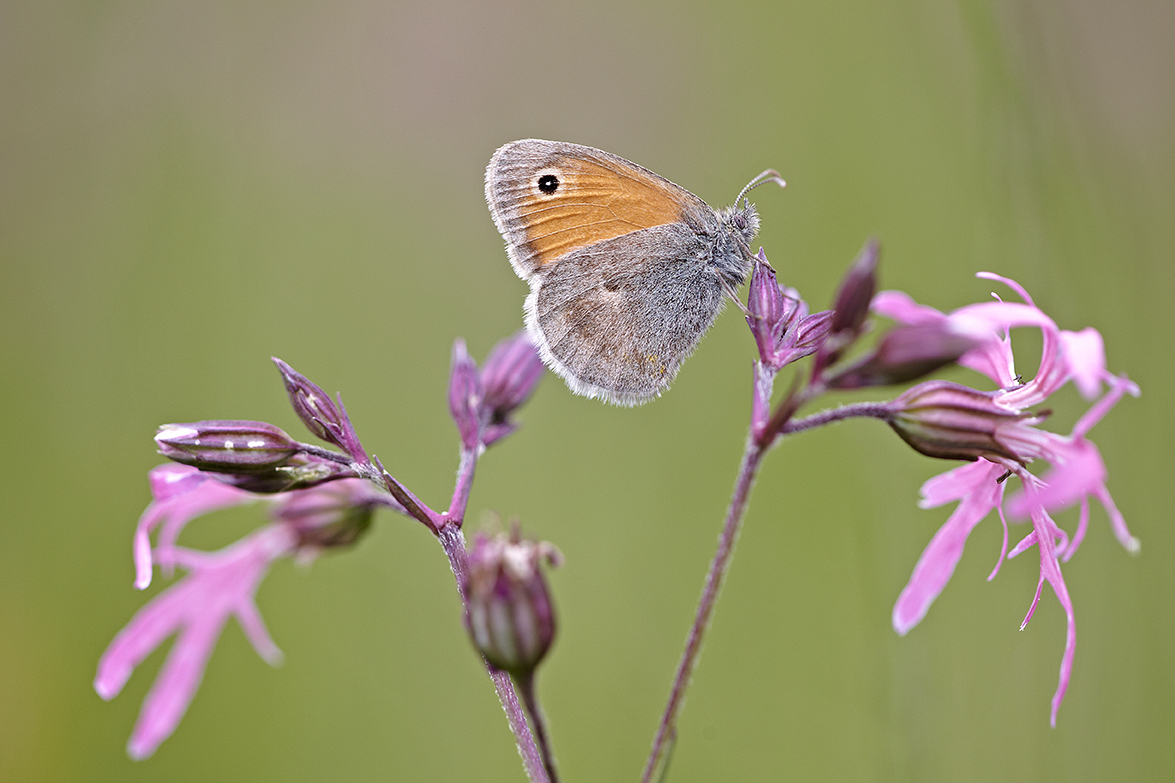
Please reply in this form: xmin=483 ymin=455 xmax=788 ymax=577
xmin=814 ymin=240 xmax=878 ymax=376
xmin=272 ymin=358 xmax=365 ymax=461
xmin=155 ymin=421 xmax=299 ymax=473
xmin=885 ymin=380 xmax=1036 ymax=464
xmin=448 ymin=339 xmax=484 ymax=451
xmin=778 ymin=307 xmax=833 ymax=367
xmin=826 ymin=323 xmax=982 ymax=389
xmin=212 ymin=453 xmax=357 ymax=494
xmin=828 ymin=240 xmax=878 ymax=340
xmin=464 ymin=530 xmax=561 ymax=678
xmin=745 ymin=250 xmax=832 ymax=371
xmin=480 ymin=331 xmax=545 ymax=427
xmin=745 ymin=252 xmax=787 ymax=364
xmin=275 ymin=479 xmax=378 ymax=550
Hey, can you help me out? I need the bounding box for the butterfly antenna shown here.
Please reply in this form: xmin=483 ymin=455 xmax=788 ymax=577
xmin=736 ymin=169 xmax=786 ymax=208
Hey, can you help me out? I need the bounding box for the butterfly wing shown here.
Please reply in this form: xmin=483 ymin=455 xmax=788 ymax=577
xmin=485 ymin=139 xmax=709 ymax=280
xmin=526 ymin=222 xmax=727 ymax=405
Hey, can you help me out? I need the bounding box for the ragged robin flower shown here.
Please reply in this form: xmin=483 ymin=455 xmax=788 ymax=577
xmin=876 ymin=273 xmax=1138 ymax=725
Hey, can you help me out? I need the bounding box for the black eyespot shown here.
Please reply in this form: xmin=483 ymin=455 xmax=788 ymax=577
xmin=537 ymin=174 xmax=559 ymax=194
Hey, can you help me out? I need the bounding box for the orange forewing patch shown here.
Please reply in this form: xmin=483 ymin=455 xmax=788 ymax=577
xmin=510 ymin=155 xmax=697 ymax=267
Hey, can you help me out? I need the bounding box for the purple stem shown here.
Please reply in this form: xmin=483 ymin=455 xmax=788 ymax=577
xmin=516 ymin=673 xmax=561 ymax=783
xmin=490 ymin=672 xmax=548 ymax=783
xmin=446 ymin=446 xmax=478 ymax=523
xmin=641 ymin=394 xmax=892 ymax=782
xmin=374 ymin=455 xmax=439 ymax=528
xmin=436 ymin=449 xmax=548 ymax=783
xmin=642 ymin=441 xmax=764 ymax=783
xmin=777 ymin=401 xmax=892 ymax=438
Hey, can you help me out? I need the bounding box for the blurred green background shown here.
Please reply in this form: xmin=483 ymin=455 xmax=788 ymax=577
xmin=2 ymin=1 xmax=1171 ymax=781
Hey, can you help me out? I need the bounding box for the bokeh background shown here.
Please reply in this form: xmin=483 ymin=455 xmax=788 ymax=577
xmin=2 ymin=1 xmax=1172 ymax=781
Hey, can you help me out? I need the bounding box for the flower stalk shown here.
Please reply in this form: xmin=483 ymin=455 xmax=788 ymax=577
xmin=642 ymin=441 xmax=763 ymax=783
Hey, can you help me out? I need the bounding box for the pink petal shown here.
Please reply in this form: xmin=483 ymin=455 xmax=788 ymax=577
xmin=1006 ymin=439 xmax=1106 ymax=520
xmin=234 ymin=599 xmax=284 ymax=666
xmin=133 ymin=466 xmax=209 ymax=589
xmin=1031 ymin=511 xmax=1076 ymax=727
xmin=918 ymin=460 xmax=999 ymax=509
xmin=1072 ymin=373 xmax=1139 ymax=440
xmin=1092 ymin=484 xmax=1141 ymax=554
xmin=894 ymin=465 xmax=1004 ymax=635
xmin=975 ymin=272 xmax=1035 ymax=305
xmin=133 ymin=533 xmax=155 ymax=592
xmin=156 ymin=482 xmax=260 ymax=570
xmin=986 ymin=503 xmax=1011 ymax=581
xmin=1060 ymin=329 xmax=1106 ymax=400
xmin=949 ymin=301 xmax=1055 ymax=334
xmin=871 ymin=290 xmax=945 ymax=325
xmin=95 ymin=585 xmax=191 ymax=700
xmin=950 ymin=301 xmax=1057 ymax=396
xmin=958 ymin=332 xmax=1015 ymax=388
xmin=1063 ymin=499 xmax=1091 ymax=562
xmin=127 ymin=618 xmax=223 ymax=759
xmin=98 ymin=524 xmax=295 ymax=759
xmin=133 ymin=475 xmax=258 ymax=588
xmin=1007 ymin=528 xmax=1038 ymax=559
xmin=1020 ymin=571 xmax=1046 ymax=629
xmin=147 ymin=464 xmax=207 ymax=501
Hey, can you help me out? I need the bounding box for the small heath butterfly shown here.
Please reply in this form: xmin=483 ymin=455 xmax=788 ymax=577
xmin=486 ymin=139 xmax=783 ymax=406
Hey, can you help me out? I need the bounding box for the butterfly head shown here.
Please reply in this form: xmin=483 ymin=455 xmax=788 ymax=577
xmin=706 ymin=203 xmax=758 ymax=287
xmin=712 ymin=169 xmax=786 ymax=286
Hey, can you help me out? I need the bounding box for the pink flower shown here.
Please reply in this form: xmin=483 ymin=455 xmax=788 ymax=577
xmin=98 ymin=465 xmax=384 ymax=758
xmin=131 ymin=464 xmax=261 ymax=590
xmin=883 ymin=274 xmax=1138 ymax=725
xmin=95 ymin=523 xmax=294 ymax=759
xmin=1004 ymin=374 xmax=1140 ymax=558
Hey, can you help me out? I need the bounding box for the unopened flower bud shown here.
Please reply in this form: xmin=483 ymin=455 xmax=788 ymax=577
xmin=464 ymin=530 xmax=561 ymax=678
xmin=780 ymin=307 xmax=833 ymax=365
xmin=829 ymin=240 xmax=879 ymax=339
xmin=155 ymin=421 xmax=299 ymax=473
xmin=449 ymin=339 xmax=484 ymax=451
xmin=212 ymin=453 xmax=357 ymax=494
xmin=884 ymin=380 xmax=1036 ymax=464
xmin=827 ymin=323 xmax=982 ymax=389
xmin=745 ymin=251 xmax=832 ymax=371
xmin=480 ymin=331 xmax=545 ymax=428
xmin=272 ymin=358 xmax=365 ymax=461
xmin=815 ymin=240 xmax=880 ymax=376
xmin=275 ymin=480 xmax=377 ymax=549
xmin=745 ymin=252 xmax=787 ymax=364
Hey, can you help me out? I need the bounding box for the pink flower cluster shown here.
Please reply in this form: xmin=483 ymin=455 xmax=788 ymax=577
xmin=94 ymin=466 xmax=386 ymax=758
xmin=878 ymin=274 xmax=1138 ymax=725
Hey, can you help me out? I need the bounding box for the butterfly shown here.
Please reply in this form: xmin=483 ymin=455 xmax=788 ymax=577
xmin=486 ymin=139 xmax=783 ymax=406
